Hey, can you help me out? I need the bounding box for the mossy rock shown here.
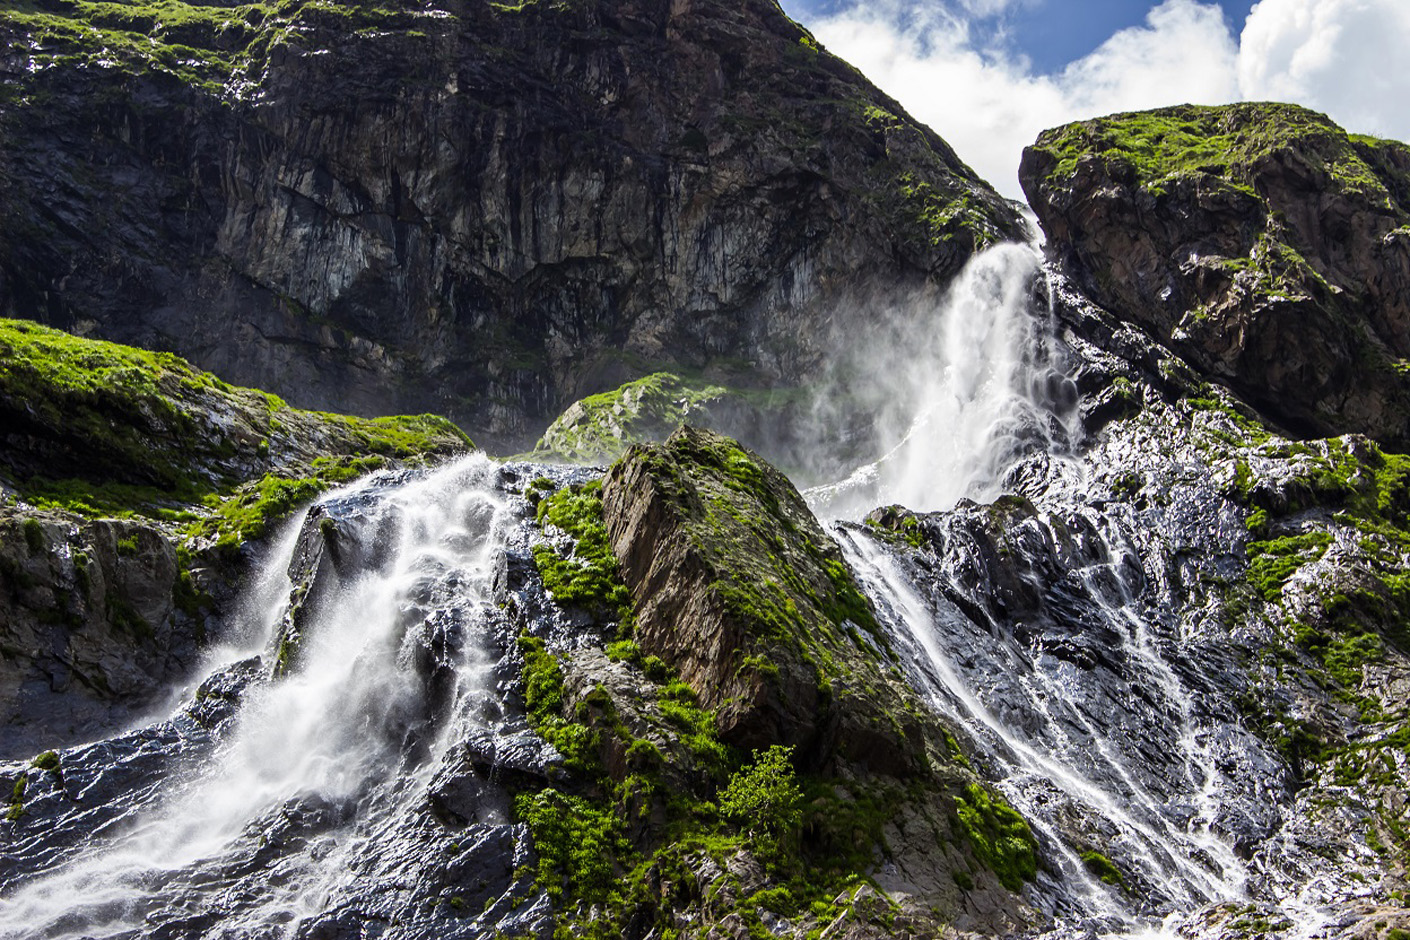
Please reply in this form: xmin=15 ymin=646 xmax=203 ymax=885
xmin=1021 ymin=102 xmax=1410 ymax=446
xmin=602 ymin=426 xmax=923 ymax=774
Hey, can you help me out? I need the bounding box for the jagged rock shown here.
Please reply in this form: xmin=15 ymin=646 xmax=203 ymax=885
xmin=1022 ymin=103 xmax=1410 ymax=445
xmin=0 ymin=0 xmax=1022 ymax=449
xmin=601 ymin=426 xmax=915 ymax=767
xmin=0 ymin=507 xmax=194 ymax=755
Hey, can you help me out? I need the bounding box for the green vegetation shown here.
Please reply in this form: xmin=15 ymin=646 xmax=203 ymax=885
xmin=1080 ymin=849 xmax=1126 ymax=890
xmin=0 ymin=319 xmax=470 ymax=545
xmin=718 ymin=745 xmax=803 ymax=857
xmin=890 ymin=171 xmax=1008 ymax=253
xmin=514 ymin=788 xmax=625 ymax=904
xmin=1029 ymin=103 xmax=1401 ymax=203
xmin=1246 ymin=531 xmax=1332 ymax=602
xmin=531 ymin=482 xmax=633 ymax=623
xmin=953 ymin=783 xmax=1037 ymax=892
xmin=0 ymin=0 xmax=438 ymax=98
xmin=538 ymin=371 xmax=731 ymax=462
xmin=31 ymin=751 xmax=60 ymax=771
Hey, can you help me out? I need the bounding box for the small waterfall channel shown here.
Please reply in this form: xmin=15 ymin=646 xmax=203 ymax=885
xmin=0 ymin=455 xmax=559 ymax=939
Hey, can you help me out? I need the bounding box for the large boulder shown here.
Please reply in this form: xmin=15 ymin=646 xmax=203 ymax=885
xmin=1021 ymin=102 xmax=1410 ymax=445
xmin=600 ymin=426 xmax=920 ymax=772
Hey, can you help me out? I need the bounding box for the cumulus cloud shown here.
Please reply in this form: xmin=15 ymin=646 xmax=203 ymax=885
xmin=806 ymin=0 xmax=1410 ymax=201
xmin=1239 ymin=0 xmax=1410 ymax=141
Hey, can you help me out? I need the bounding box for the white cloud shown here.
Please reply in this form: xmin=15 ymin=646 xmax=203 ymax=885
xmin=807 ymin=0 xmax=1409 ymax=202
xmin=1238 ymin=0 xmax=1410 ymax=141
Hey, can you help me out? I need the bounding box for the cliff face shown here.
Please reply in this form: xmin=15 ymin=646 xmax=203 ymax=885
xmin=0 ymin=0 xmax=1022 ymax=449
xmin=1021 ymin=103 xmax=1410 ymax=445
xmin=0 ymin=319 xmax=471 ymax=754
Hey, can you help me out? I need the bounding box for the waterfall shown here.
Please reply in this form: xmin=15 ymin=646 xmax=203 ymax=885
xmin=835 ymin=519 xmax=1260 ymax=934
xmin=0 ymin=455 xmax=532 ymax=939
xmin=806 ymin=241 xmax=1077 ymax=520
xmin=808 ymin=247 xmax=1293 ymax=936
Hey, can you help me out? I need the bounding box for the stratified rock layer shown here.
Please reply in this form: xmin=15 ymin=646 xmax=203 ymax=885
xmin=0 ymin=0 xmax=1022 ymax=448
xmin=1021 ymin=102 xmax=1410 ymax=445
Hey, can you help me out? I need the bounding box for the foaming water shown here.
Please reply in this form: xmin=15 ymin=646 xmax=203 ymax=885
xmin=836 ymin=519 xmax=1253 ymax=936
xmin=806 ymin=242 xmax=1076 ymax=519
xmin=0 ymin=454 xmax=514 ymax=938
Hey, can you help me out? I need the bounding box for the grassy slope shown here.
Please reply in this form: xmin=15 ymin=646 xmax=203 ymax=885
xmin=0 ymin=318 xmax=472 ymax=547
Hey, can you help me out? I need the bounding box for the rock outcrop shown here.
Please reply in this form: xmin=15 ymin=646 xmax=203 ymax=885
xmin=1021 ymin=102 xmax=1410 ymax=445
xmin=0 ymin=319 xmax=473 ymax=754
xmin=0 ymin=0 xmax=1023 ymax=449
xmin=601 ymin=426 xmax=917 ymax=765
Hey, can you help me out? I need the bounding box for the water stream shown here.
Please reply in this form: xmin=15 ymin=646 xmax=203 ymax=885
xmin=0 ymin=456 xmax=527 ymax=938
xmin=0 ymin=245 xmax=1338 ymax=938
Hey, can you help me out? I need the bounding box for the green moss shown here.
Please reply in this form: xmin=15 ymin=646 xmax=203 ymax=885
xmin=518 ymin=634 xmax=601 ymax=774
xmin=0 ymin=319 xmax=468 ymax=540
xmin=532 ymin=372 xmax=743 ymax=464
xmin=954 ymin=783 xmax=1037 ymax=892
xmin=1030 ymin=103 xmax=1396 ymax=204
xmin=0 ymin=0 xmax=437 ymax=98
xmin=1080 ymin=849 xmax=1126 ymax=889
xmin=1246 ymin=531 xmax=1332 ymax=602
xmin=514 ymin=788 xmax=626 ymax=904
xmin=31 ymin=751 xmax=59 ymax=771
xmin=21 ymin=518 xmax=44 ymax=554
xmin=532 ymin=481 xmax=633 ymax=623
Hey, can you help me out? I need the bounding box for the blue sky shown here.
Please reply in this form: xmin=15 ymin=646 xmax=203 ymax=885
xmin=781 ymin=0 xmax=1258 ymax=75
xmin=776 ymin=0 xmax=1409 ymax=199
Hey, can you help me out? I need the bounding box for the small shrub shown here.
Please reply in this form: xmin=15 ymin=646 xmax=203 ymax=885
xmin=720 ymin=745 xmax=802 ymax=855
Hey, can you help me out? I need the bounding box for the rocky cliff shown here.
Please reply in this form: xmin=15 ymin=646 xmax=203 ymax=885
xmin=0 ymin=319 xmax=471 ymax=754
xmin=0 ymin=0 xmax=1022 ymax=449
xmin=1021 ymin=102 xmax=1410 ymax=445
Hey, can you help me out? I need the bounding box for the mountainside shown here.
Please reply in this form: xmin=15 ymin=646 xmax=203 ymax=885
xmin=0 ymin=318 xmax=471 ymax=753
xmin=1021 ymin=102 xmax=1410 ymax=446
xmin=6 ymin=12 xmax=1410 ymax=939
xmin=0 ymin=0 xmax=1022 ymax=449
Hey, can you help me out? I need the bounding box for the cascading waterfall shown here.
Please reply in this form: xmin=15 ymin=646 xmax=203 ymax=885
xmin=0 ymin=455 xmax=534 ymax=939
xmin=0 ymin=243 xmax=1333 ymax=940
xmin=812 ymin=245 xmax=1286 ymax=936
xmin=805 ymin=241 xmax=1077 ymax=519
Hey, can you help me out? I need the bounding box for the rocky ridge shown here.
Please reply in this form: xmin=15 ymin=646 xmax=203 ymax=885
xmin=1021 ymin=102 xmax=1410 ymax=446
xmin=0 ymin=0 xmax=1023 ymax=449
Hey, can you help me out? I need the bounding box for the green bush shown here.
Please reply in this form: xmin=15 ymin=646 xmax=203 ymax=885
xmin=719 ymin=745 xmax=802 ymax=855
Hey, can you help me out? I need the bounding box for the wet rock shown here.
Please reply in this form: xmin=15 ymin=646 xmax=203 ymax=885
xmin=1022 ymin=103 xmax=1410 ymax=445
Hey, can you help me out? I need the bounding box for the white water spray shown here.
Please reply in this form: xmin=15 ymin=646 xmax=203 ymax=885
xmin=0 ymin=455 xmax=515 ymax=939
xmin=807 ymin=242 xmax=1075 ymax=519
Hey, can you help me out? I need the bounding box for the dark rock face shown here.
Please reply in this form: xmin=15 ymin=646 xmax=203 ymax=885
xmin=601 ymin=426 xmax=924 ymax=773
xmin=1021 ymin=102 xmax=1410 ymax=445
xmin=0 ymin=509 xmax=197 ymax=757
xmin=0 ymin=0 xmax=1023 ymax=449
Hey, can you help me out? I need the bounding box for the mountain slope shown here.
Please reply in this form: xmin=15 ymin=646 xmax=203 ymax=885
xmin=0 ymin=0 xmax=1023 ymax=449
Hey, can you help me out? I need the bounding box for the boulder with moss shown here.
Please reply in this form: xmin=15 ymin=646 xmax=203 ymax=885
xmin=0 ymin=319 xmax=473 ymax=754
xmin=601 ymin=426 xmax=917 ymax=765
xmin=1021 ymin=102 xmax=1410 ymax=444
xmin=509 ymin=434 xmax=1039 ymax=936
xmin=529 ymin=370 xmax=814 ymax=469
